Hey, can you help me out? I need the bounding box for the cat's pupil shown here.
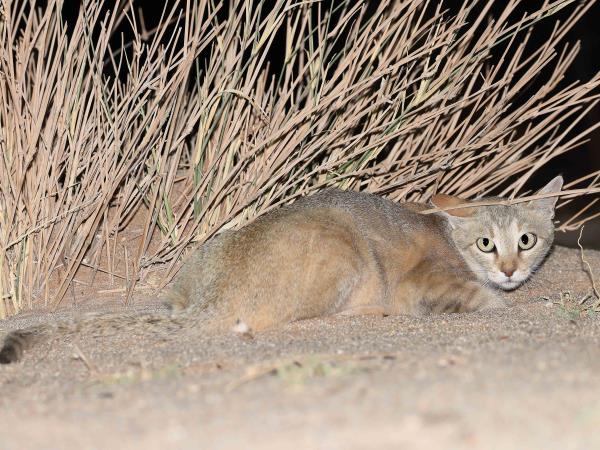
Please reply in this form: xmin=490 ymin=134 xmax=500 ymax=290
xmin=482 ymin=238 xmax=489 ymax=246
xmin=521 ymin=234 xmax=528 ymax=245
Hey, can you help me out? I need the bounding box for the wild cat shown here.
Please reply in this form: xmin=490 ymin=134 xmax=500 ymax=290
xmin=0 ymin=176 xmax=562 ymax=363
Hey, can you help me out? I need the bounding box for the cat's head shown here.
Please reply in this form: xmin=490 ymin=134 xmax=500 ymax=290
xmin=431 ymin=176 xmax=563 ymax=291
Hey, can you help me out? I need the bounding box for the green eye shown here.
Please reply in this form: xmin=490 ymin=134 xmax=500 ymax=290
xmin=518 ymin=232 xmax=537 ymax=250
xmin=476 ymin=237 xmax=495 ymax=253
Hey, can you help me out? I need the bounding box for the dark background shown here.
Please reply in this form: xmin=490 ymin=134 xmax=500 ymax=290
xmin=62 ymin=0 xmax=600 ymax=247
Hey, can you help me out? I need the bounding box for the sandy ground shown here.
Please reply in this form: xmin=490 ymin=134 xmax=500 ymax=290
xmin=1 ymin=245 xmax=600 ymax=450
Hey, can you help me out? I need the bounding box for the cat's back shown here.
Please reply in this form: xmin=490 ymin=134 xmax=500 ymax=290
xmin=198 ymin=188 xmax=450 ymax=286
xmin=286 ymin=188 xmax=445 ymax=239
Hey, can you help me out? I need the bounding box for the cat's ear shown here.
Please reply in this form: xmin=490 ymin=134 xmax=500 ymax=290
xmin=528 ymin=175 xmax=563 ymax=217
xmin=430 ymin=194 xmax=475 ymax=219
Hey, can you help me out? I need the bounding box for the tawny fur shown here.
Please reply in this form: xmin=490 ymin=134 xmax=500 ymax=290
xmin=0 ymin=178 xmax=562 ymax=363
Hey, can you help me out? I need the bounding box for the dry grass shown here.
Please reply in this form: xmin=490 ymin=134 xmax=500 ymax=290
xmin=0 ymin=0 xmax=599 ymax=317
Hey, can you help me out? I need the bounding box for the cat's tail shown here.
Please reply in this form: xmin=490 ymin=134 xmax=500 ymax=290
xmin=0 ymin=311 xmax=178 ymax=364
xmin=0 ymin=326 xmax=50 ymax=364
xmin=0 ymin=306 xmax=238 ymax=364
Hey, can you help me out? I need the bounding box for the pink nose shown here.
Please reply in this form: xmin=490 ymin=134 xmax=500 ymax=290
xmin=502 ymin=268 xmax=515 ymax=277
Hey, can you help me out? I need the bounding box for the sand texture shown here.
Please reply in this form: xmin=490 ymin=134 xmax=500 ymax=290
xmin=1 ymin=246 xmax=599 ymax=450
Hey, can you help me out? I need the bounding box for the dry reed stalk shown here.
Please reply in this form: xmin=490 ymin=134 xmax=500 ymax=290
xmin=0 ymin=0 xmax=599 ymax=316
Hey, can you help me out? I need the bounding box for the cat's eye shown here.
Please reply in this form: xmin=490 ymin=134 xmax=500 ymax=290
xmin=518 ymin=232 xmax=537 ymax=250
xmin=476 ymin=237 xmax=495 ymax=253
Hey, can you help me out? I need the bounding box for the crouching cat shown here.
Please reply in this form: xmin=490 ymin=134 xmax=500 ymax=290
xmin=0 ymin=176 xmax=562 ymax=363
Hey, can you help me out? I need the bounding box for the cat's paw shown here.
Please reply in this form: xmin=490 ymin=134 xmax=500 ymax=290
xmin=478 ymin=292 xmax=507 ymax=310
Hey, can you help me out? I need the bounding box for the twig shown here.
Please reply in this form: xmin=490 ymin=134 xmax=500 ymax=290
xmin=72 ymin=343 xmax=99 ymax=375
xmin=3 ymin=197 xmax=101 ymax=251
xmin=577 ymin=226 xmax=600 ymax=300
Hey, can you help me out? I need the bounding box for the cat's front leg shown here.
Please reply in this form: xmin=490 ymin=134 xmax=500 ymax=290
xmin=460 ymin=282 xmax=507 ymax=312
xmin=423 ymin=279 xmax=507 ymax=313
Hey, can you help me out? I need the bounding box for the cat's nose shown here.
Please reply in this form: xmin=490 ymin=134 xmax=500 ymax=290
xmin=501 ymin=267 xmax=516 ymax=278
